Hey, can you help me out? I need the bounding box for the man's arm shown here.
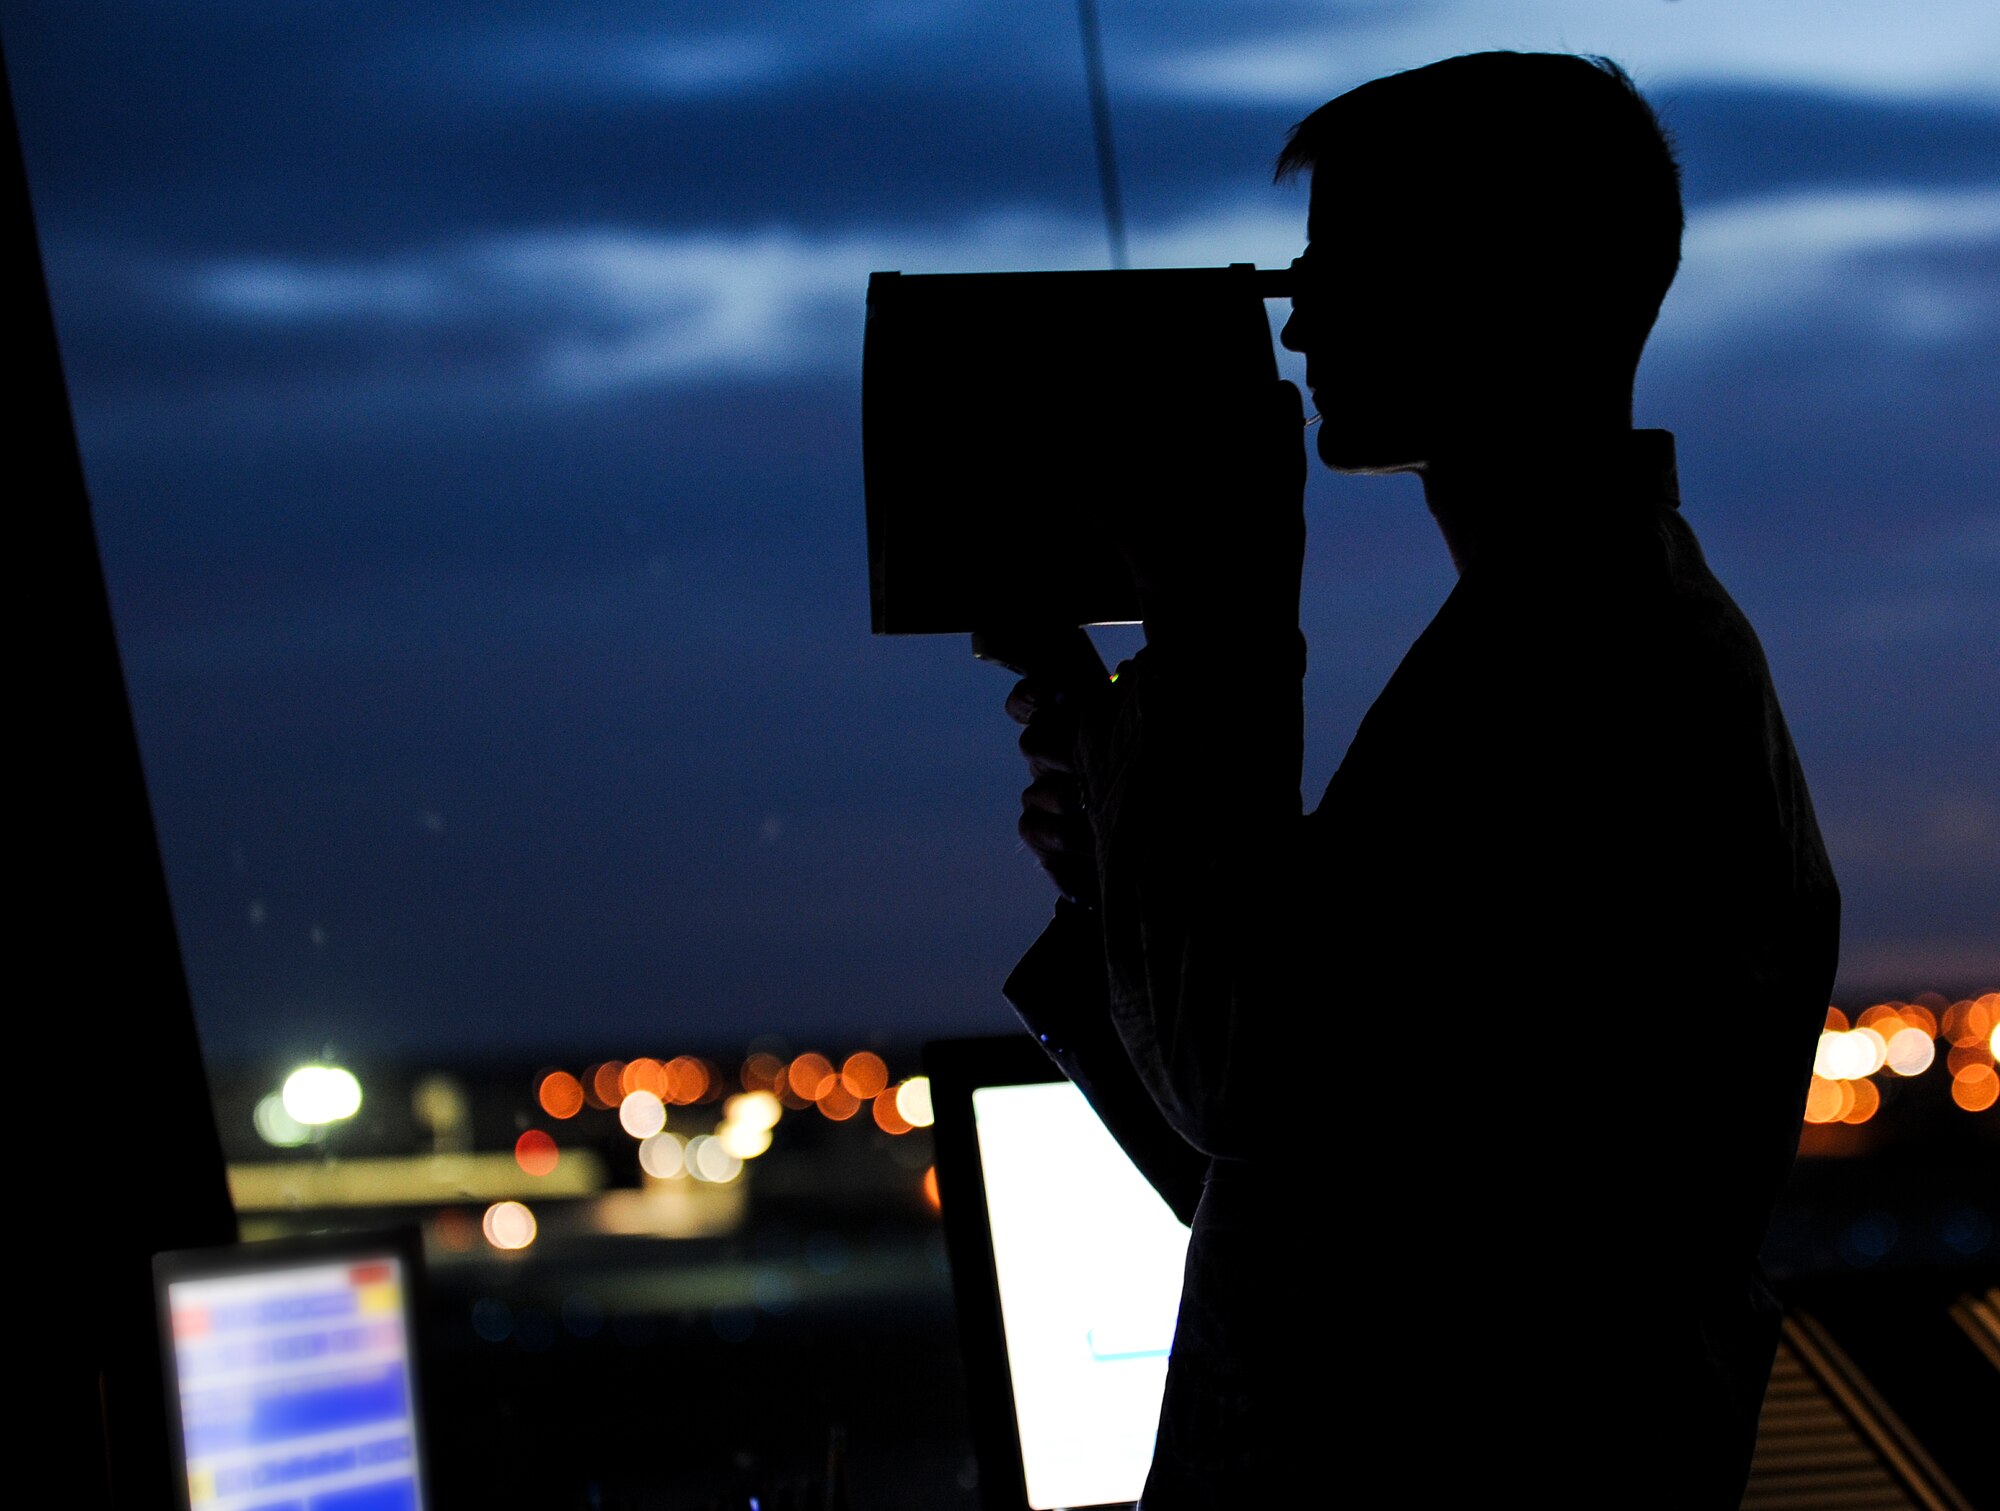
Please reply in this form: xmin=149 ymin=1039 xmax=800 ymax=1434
xmin=1021 ymin=379 xmax=1312 ymax=1162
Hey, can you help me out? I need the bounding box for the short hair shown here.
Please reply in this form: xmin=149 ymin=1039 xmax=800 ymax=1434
xmin=1276 ymin=52 xmax=1684 ymax=366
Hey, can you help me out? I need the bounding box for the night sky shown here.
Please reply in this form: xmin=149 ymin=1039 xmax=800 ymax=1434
xmin=6 ymin=3 xmax=1996 ymax=1069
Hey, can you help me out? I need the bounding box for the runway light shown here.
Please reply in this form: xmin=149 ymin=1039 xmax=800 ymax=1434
xmin=281 ymin=1065 xmax=362 ymax=1125
xmin=895 ymin=1076 xmax=935 ymax=1129
xmin=515 ymin=1130 xmax=560 ymax=1177
xmin=254 ymin=1093 xmax=312 ymax=1148
xmin=482 ymin=1200 xmax=537 ymax=1251
xmin=619 ymin=1089 xmax=667 ymax=1139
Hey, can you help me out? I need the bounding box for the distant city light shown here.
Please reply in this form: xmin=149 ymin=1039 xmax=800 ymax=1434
xmin=665 ymin=1055 xmax=712 ymax=1104
xmin=841 ymin=1052 xmax=889 ymax=1100
xmin=1952 ymin=1064 xmax=1998 ymax=1113
xmin=1884 ymin=1027 xmax=1936 ymax=1077
xmin=483 ymin=1200 xmax=538 ymax=1251
xmin=716 ymin=1121 xmax=774 ymax=1159
xmin=639 ymin=1130 xmax=687 ymax=1179
xmin=894 ymin=1076 xmax=934 ymax=1129
xmin=515 ymin=1129 xmax=560 ymax=1177
xmin=281 ymin=1065 xmax=362 ymax=1125
xmin=722 ymin=1090 xmax=782 ymax=1132
xmin=788 ymin=1053 xmax=837 ymax=1101
xmin=873 ymin=1088 xmax=913 ymax=1135
xmin=253 ymin=1092 xmax=312 ymax=1148
xmin=622 ymin=1057 xmax=667 ymax=1099
xmin=685 ymin=1134 xmax=743 ymax=1183
xmin=619 ymin=1089 xmax=667 ymax=1139
xmin=538 ymin=1071 xmax=585 ymax=1120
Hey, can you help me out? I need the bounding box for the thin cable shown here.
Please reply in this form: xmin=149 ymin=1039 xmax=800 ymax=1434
xmin=1075 ymin=0 xmax=1128 ymax=269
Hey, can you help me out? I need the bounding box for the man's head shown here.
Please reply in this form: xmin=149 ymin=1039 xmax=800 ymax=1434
xmin=1276 ymin=52 xmax=1683 ymax=473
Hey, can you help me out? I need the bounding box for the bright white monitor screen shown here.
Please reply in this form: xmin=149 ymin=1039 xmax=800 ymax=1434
xmin=166 ymin=1256 xmax=425 ymax=1511
xmin=973 ymin=1080 xmax=1192 ymax=1510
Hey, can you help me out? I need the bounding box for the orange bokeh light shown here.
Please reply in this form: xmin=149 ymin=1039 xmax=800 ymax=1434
xmin=591 ymin=1061 xmax=626 ymax=1109
xmin=873 ymin=1089 xmax=913 ymax=1135
xmin=1822 ymin=1005 xmax=1849 ymax=1033
xmin=538 ymin=1071 xmax=584 ymax=1120
xmin=1897 ymin=1002 xmax=1938 ymax=1038
xmin=818 ymin=1082 xmax=862 ymax=1121
xmin=1951 ymin=1064 xmax=1998 ymax=1113
xmin=841 ymin=1052 xmax=889 ymax=1100
xmin=1802 ymin=1076 xmax=1850 ymax=1125
xmin=621 ymin=1057 xmax=667 ymax=1098
xmin=432 ymin=1208 xmax=478 ymax=1252
xmin=515 ymin=1129 xmax=560 ymax=1176
xmin=788 ymin=1052 xmax=837 ymax=1101
xmin=741 ymin=1052 xmax=785 ymax=1094
xmin=1946 ymin=1042 xmax=1994 ymax=1077
xmin=665 ymin=1055 xmax=711 ymax=1104
xmin=1855 ymin=1003 xmax=1901 ymax=1033
xmin=922 ymin=1165 xmax=940 ymax=1210
xmin=1839 ymin=1078 xmax=1880 ymax=1125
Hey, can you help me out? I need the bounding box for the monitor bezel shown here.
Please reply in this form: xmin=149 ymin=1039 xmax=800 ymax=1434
xmin=151 ymin=1224 xmax=436 ymax=1511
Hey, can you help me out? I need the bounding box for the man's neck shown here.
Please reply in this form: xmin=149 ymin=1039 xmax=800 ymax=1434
xmin=1417 ymin=420 xmax=1640 ymax=574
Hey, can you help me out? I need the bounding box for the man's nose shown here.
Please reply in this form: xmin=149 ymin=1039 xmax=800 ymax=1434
xmin=1279 ymin=308 xmax=1305 ymax=354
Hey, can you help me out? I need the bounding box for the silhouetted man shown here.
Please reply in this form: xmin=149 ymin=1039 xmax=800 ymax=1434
xmin=1001 ymin=53 xmax=1839 ymax=1509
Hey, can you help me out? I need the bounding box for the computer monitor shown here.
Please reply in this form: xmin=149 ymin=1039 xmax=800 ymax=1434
xmin=926 ymin=1034 xmax=1191 ymax=1511
xmin=153 ymin=1227 xmax=434 ymax=1511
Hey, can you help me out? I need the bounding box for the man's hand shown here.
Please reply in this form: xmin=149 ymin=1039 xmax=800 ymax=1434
xmin=1006 ymin=672 xmax=1103 ymax=909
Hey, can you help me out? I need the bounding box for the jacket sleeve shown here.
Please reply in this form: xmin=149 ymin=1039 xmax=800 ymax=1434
xmin=1002 ymin=897 xmax=1210 ymax=1226
xmin=1075 ymin=630 xmax=1310 ymax=1159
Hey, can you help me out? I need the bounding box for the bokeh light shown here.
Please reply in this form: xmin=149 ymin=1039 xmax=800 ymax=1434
xmin=788 ymin=1053 xmax=837 ymax=1101
xmin=281 ymin=1065 xmax=362 ymax=1125
xmin=841 ymin=1052 xmax=889 ymax=1100
xmin=483 ymin=1200 xmax=538 ymax=1250
xmin=817 ymin=1082 xmax=862 ymax=1121
xmin=1951 ymin=1064 xmax=1998 ymax=1113
xmin=514 ymin=1129 xmax=560 ymax=1177
xmin=685 ymin=1134 xmax=743 ymax=1183
xmin=1823 ymin=1006 xmax=1849 ymax=1033
xmin=538 ymin=1070 xmax=585 ymax=1120
xmin=873 ymin=1089 xmax=913 ymax=1135
xmin=1839 ymin=1077 xmax=1880 ymax=1125
xmin=895 ymin=1076 xmax=935 ymax=1128
xmin=722 ymin=1090 xmax=782 ymax=1132
xmin=665 ymin=1055 xmax=711 ymax=1104
xmin=1803 ymin=1076 xmax=1851 ymax=1125
xmin=621 ymin=1057 xmax=667 ymax=1099
xmin=922 ymin=1165 xmax=940 ymax=1210
xmin=740 ymin=1052 xmax=785 ymax=1094
xmin=717 ymin=1121 xmax=774 ymax=1159
xmin=619 ymin=1089 xmax=667 ymax=1139
xmin=253 ymin=1092 xmax=311 ymax=1148
xmin=589 ymin=1061 xmax=625 ymax=1110
xmin=1884 ymin=1027 xmax=1936 ymax=1077
xmin=638 ymin=1130 xmax=687 ymax=1179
